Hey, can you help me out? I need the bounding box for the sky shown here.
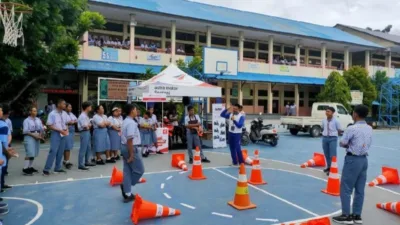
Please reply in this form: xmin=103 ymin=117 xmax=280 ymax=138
xmin=191 ymin=0 xmax=400 ymax=35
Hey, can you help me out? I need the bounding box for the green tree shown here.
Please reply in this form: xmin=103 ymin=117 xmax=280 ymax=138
xmin=371 ymin=70 xmax=389 ymax=93
xmin=142 ymin=68 xmax=156 ymax=80
xmin=343 ymin=66 xmax=377 ymax=108
xmin=317 ymin=71 xmax=352 ymax=109
xmin=0 ymin=0 xmax=105 ymax=106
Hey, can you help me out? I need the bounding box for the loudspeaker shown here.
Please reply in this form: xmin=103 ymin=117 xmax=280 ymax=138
xmin=182 ymin=96 xmax=190 ymax=106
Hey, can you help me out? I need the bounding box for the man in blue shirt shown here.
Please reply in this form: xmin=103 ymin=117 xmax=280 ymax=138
xmin=333 ymin=105 xmax=372 ymax=224
xmin=1 ymin=105 xmax=12 ymax=191
xmin=0 ymin=105 xmax=10 ymax=215
xmin=321 ymin=107 xmax=342 ymax=175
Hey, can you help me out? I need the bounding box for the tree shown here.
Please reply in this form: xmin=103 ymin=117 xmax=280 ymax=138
xmin=371 ymin=70 xmax=389 ymax=93
xmin=343 ymin=66 xmax=377 ymax=108
xmin=365 ymin=24 xmax=392 ymax=33
xmin=0 ymin=0 xmax=105 ymax=107
xmin=317 ymin=71 xmax=352 ymax=109
xmin=142 ymin=68 xmax=156 ymax=80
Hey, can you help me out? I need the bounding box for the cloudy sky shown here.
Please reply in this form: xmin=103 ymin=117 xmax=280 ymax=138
xmin=191 ymin=0 xmax=400 ymax=35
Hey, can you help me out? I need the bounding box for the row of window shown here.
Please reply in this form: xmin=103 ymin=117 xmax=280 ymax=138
xmin=240 ymin=99 xmax=316 ymax=108
xmin=221 ymin=88 xmax=319 ymax=99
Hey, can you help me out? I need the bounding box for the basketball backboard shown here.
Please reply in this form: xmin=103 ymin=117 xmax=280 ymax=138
xmin=203 ymin=47 xmax=238 ymax=76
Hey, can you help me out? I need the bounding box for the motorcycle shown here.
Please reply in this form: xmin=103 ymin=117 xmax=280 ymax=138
xmin=249 ymin=115 xmax=279 ymax=146
xmin=241 ymin=127 xmax=250 ymax=146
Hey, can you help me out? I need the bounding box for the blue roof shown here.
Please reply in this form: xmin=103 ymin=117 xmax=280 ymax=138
xmin=206 ymin=72 xmax=326 ymax=85
xmin=64 ymin=59 xmax=163 ymax=73
xmin=90 ymin=0 xmax=381 ymax=48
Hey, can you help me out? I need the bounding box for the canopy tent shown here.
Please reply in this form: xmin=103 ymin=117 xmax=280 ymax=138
xmin=129 ymin=64 xmax=221 ymax=98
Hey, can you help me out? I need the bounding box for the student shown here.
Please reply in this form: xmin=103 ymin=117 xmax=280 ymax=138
xmin=139 ymin=111 xmax=154 ymax=157
xmin=149 ymin=107 xmax=162 ymax=154
xmin=92 ymin=105 xmax=112 ymax=164
xmin=220 ymin=104 xmax=245 ymax=166
xmin=290 ymin=102 xmax=297 ymax=116
xmin=185 ymin=106 xmax=210 ymax=164
xmin=1 ymin=105 xmax=12 ymax=191
xmin=64 ymin=103 xmax=77 ymax=169
xmin=108 ymin=107 xmax=122 ymax=161
xmin=22 ymin=107 xmax=44 ymax=176
xmin=285 ymin=102 xmax=290 ymax=116
xmin=77 ymin=101 xmax=95 ymax=171
xmin=119 ymin=104 xmax=145 ymax=203
xmin=0 ymin=104 xmax=9 ymax=215
xmin=321 ymin=106 xmax=342 ymax=175
xmin=43 ymin=99 xmax=68 ymax=176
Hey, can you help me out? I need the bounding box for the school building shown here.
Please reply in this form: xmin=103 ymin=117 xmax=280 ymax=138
xmin=36 ymin=0 xmax=400 ymax=116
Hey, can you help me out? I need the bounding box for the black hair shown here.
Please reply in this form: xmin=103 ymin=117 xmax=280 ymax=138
xmin=82 ymin=101 xmax=92 ymax=110
xmin=28 ymin=106 xmax=37 ymax=112
xmin=144 ymin=111 xmax=151 ymax=117
xmin=95 ymin=104 xmax=104 ymax=113
xmin=187 ymin=105 xmax=194 ymax=111
xmin=66 ymin=103 xmax=72 ymax=109
xmin=124 ymin=103 xmax=138 ymax=115
xmin=233 ymin=103 xmax=240 ymax=108
xmin=326 ymin=106 xmax=336 ymax=113
xmin=353 ymin=105 xmax=369 ymax=119
xmin=2 ymin=104 xmax=9 ymax=115
xmin=238 ymin=105 xmax=243 ymax=110
xmin=57 ymin=99 xmax=65 ymax=105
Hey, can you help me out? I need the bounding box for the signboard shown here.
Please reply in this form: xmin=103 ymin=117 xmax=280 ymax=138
xmin=248 ymin=63 xmax=259 ymax=70
xmin=156 ymin=128 xmax=169 ymax=153
xmin=98 ymin=78 xmax=143 ymax=104
xmin=280 ymin=65 xmax=290 ymax=72
xmin=147 ymin=54 xmax=161 ymax=61
xmin=101 ymin=48 xmax=118 ymax=61
xmin=212 ymin=104 xmax=227 ymax=148
xmin=350 ymin=91 xmax=363 ymax=105
xmin=395 ymin=69 xmax=400 ymax=78
xmin=142 ymin=93 xmax=167 ymax=102
xmin=41 ymin=88 xmax=78 ymax=94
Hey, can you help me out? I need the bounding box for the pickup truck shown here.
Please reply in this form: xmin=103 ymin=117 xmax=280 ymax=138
xmin=281 ymin=102 xmax=354 ymax=137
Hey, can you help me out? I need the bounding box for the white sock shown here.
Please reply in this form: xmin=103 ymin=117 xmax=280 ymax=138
xmin=125 ymin=192 xmax=132 ymax=197
xmin=24 ymin=160 xmax=30 ymax=169
xmin=29 ymin=160 xmax=34 ymax=167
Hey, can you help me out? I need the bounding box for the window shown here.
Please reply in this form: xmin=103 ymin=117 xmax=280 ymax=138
xmin=299 ymin=92 xmax=304 ymax=98
xmin=258 ymin=52 xmax=268 ymax=60
xmin=309 ymin=50 xmax=321 ymax=57
xmin=317 ymin=105 xmax=329 ymax=111
xmin=309 ymin=101 xmax=315 ymax=107
xmin=230 ymin=39 xmax=239 ymax=47
xmin=337 ymin=105 xmax=348 ymax=115
xmin=284 ymin=91 xmax=294 ymax=98
xmin=258 ymin=89 xmax=268 ymax=96
xmin=300 ymin=49 xmax=305 ymax=55
xmin=244 ymin=51 xmax=256 ymax=58
xmin=199 ymin=35 xmax=206 ymax=43
xmin=332 ymin=52 xmax=344 ymax=60
xmin=221 ymin=88 xmax=225 ymax=96
xmin=135 ymin=26 xmax=162 ymax=37
xmin=309 ymin=92 xmax=318 ymax=99
xmin=243 ymin=99 xmax=253 ymax=105
xmin=104 ymin=22 xmax=124 ymax=33
xmin=272 ymin=90 xmax=279 ymax=97
xmin=176 ymin=32 xmax=195 ymax=41
xmin=273 ymin=45 xmax=281 ymax=52
xmin=211 ymin=36 xmax=227 ymax=46
xmin=372 ymin=54 xmax=385 ymax=60
xmin=284 ymin=46 xmax=295 ymax=54
xmin=259 ymin=43 xmax=268 ymax=51
xmin=299 ymin=100 xmax=304 ymax=107
xmin=244 ymin=41 xmax=255 ymax=49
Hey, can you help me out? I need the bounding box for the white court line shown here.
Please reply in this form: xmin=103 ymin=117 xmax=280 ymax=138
xmin=372 ymin=145 xmax=399 ymax=151
xmin=211 ymin=212 xmax=233 ymax=218
xmin=3 ymin=197 xmax=43 ymax=225
xmin=213 ymin=168 xmax=319 ymax=217
xmin=166 ymin=175 xmax=173 ymax=180
xmin=179 ymin=171 xmax=187 ymax=174
xmin=180 ymin=203 xmax=196 ymax=209
xmin=160 ymin=183 xmax=165 ymax=189
xmin=163 ymin=193 xmax=171 ymax=199
xmin=256 ymin=218 xmax=279 ymax=222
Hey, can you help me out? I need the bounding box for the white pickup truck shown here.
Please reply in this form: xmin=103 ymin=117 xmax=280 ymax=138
xmin=281 ymin=102 xmax=354 ymax=137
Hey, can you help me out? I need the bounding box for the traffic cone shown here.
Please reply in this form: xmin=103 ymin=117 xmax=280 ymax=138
xmin=171 ymin=153 xmax=188 ymax=171
xmin=242 ymin=149 xmax=253 ymax=165
xmin=301 ymin=153 xmax=326 ymax=168
xmin=131 ymin=194 xmax=181 ymax=225
xmin=369 ymin=167 xmax=400 ymax=187
xmin=228 ymin=163 xmax=257 ymax=210
xmin=248 ymin=150 xmax=267 ymax=185
xmin=307 ymin=217 xmax=331 ymax=225
xmin=188 ymin=146 xmax=206 ymax=180
xmin=321 ymin=156 xmax=340 ymax=196
xmin=110 ymin=166 xmax=146 ymax=186
xmin=376 ymin=202 xmax=400 ymax=215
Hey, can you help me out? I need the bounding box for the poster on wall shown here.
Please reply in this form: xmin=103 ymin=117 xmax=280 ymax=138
xmin=212 ymin=104 xmax=227 ymax=148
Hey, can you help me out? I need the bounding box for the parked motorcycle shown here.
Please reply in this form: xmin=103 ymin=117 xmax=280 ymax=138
xmin=241 ymin=127 xmax=250 ymax=146
xmin=249 ymin=115 xmax=279 ymax=146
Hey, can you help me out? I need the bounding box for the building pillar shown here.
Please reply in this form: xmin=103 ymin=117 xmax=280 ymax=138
xmin=304 ymin=89 xmax=309 ymax=111
xmin=268 ymin=36 xmax=273 ymax=65
xmin=267 ymin=83 xmax=273 ymax=114
xmin=206 ymin=26 xmax=211 ymax=47
xmin=239 ymin=31 xmax=244 ymax=71
xmin=349 ymin=52 xmax=353 ymax=67
xmin=123 ymin=22 xmax=128 ymax=40
xmin=238 ymin=82 xmax=243 ymax=105
xmin=386 ymin=51 xmax=392 ymax=68
xmin=255 ymin=41 xmax=259 ymax=60
xmin=253 ymin=83 xmax=258 ymax=113
xmin=365 ymin=50 xmax=370 ymax=69
xmin=295 ymin=84 xmax=299 ymax=116
xmin=225 ymin=81 xmax=231 ymax=106
xmin=171 ymin=20 xmax=176 ymax=63
xmin=280 ymin=45 xmax=284 ymax=56
xmin=321 ymin=43 xmax=326 ymax=69
xmin=80 ymin=73 xmax=88 ymax=102
xmin=295 ymin=40 xmax=301 ymax=67
xmin=279 ymin=86 xmax=284 ymax=114
xmin=129 ymin=14 xmax=136 ymax=63
xmin=305 ymin=48 xmax=309 ymax=66
xmin=226 ymin=36 xmax=231 ymax=48
xmin=195 ymin=32 xmax=199 ymax=47
xmin=161 ymin=28 xmax=166 ymax=49
xmin=327 ymin=51 xmax=332 ymax=67
xmin=344 ymin=46 xmax=349 ymax=70
xmin=82 ymin=31 xmax=89 ymax=59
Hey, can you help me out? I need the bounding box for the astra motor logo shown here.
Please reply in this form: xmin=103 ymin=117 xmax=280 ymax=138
xmin=173 ymin=74 xmax=186 ymax=80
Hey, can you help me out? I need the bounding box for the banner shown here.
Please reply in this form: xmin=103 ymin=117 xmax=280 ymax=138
xmin=350 ymin=90 xmax=363 ymax=105
xmin=101 ymin=48 xmax=118 ymax=61
xmin=156 ymin=128 xmax=169 ymax=153
xmin=212 ymin=104 xmax=227 ymax=148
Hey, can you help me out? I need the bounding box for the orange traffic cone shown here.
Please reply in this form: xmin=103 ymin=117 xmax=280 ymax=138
xmin=369 ymin=167 xmax=400 ymax=187
xmin=248 ymin=150 xmax=267 ymax=185
xmin=131 ymin=194 xmax=181 ymax=225
xmin=376 ymin=202 xmax=400 ymax=215
xmin=188 ymin=146 xmax=206 ymax=180
xmin=171 ymin=153 xmax=188 ymax=171
xmin=228 ymin=163 xmax=257 ymax=210
xmin=307 ymin=217 xmax=331 ymax=225
xmin=321 ymin=156 xmax=340 ymax=196
xmin=242 ymin=149 xmax=253 ymax=165
xmin=301 ymin=153 xmax=326 ymax=168
xmin=110 ymin=166 xmax=146 ymax=186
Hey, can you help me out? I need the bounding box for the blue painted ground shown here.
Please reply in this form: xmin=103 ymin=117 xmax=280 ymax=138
xmin=206 ymin=131 xmax=400 ymax=194
xmin=4 ymin=168 xmax=339 ymax=225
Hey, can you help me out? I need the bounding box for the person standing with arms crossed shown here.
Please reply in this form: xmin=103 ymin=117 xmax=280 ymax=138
xmin=321 ymin=107 xmax=342 ymax=175
xmin=77 ymin=101 xmax=95 ymax=171
xmin=119 ymin=104 xmax=145 ymax=203
xmin=220 ymin=104 xmax=245 ymax=166
xmin=333 ymin=105 xmax=372 ymax=224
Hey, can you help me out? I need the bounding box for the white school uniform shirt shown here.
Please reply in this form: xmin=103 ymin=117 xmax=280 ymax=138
xmin=65 ymin=112 xmax=77 ymax=126
xmin=108 ymin=116 xmax=122 ymax=128
xmin=121 ymin=116 xmax=141 ymax=145
xmin=77 ymin=112 xmax=91 ymax=131
xmin=23 ymin=116 xmax=43 ymax=134
xmin=92 ymin=114 xmax=108 ymax=129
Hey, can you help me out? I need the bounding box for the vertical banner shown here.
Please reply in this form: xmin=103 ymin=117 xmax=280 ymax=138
xmin=156 ymin=128 xmax=169 ymax=153
xmin=212 ymin=104 xmax=227 ymax=148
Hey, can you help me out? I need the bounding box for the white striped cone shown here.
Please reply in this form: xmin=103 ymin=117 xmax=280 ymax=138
xmin=377 ymin=202 xmax=400 ymax=215
xmin=370 ymin=175 xmax=387 ymax=186
xmin=177 ymin=160 xmax=187 ymax=171
xmin=301 ymin=159 xmax=316 ymax=168
xmin=245 ymin=157 xmax=253 ymax=165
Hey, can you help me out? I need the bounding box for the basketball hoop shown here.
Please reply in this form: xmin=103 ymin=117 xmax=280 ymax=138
xmin=0 ymin=0 xmax=32 ymax=47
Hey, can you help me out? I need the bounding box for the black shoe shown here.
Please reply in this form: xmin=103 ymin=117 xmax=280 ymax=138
xmin=189 ymin=158 xmax=193 ymax=164
xmin=201 ymin=158 xmax=211 ymax=163
xmin=115 ymin=155 xmax=120 ymax=160
xmin=106 ymin=159 xmax=116 ymax=163
xmin=323 ymin=168 xmax=330 ymax=173
xmin=64 ymin=162 xmax=73 ymax=169
xmin=353 ymin=215 xmax=362 ymax=224
xmin=85 ymin=163 xmax=96 ymax=167
xmin=78 ymin=166 xmax=89 ymax=171
xmin=333 ymin=215 xmax=354 ymax=224
xmin=123 ymin=194 xmax=135 ymax=203
xmin=0 ymin=190 xmax=4 ymax=193
xmin=43 ymin=170 xmax=50 ymax=176
xmin=2 ymin=185 xmax=11 ymax=189
xmin=96 ymin=160 xmax=105 ymax=165
xmin=91 ymin=158 xmax=96 ymax=163
xmin=0 ymin=202 xmax=7 ymax=209
xmin=142 ymin=151 xmax=149 ymax=158
xmin=156 ymin=151 xmax=164 ymax=155
xmin=22 ymin=168 xmax=33 ymax=176
xmin=54 ymin=169 xmax=67 ymax=173
xmin=0 ymin=208 xmax=9 ymax=216
xmin=4 ymin=172 xmax=8 ymax=176
xmin=30 ymin=167 xmax=39 ymax=173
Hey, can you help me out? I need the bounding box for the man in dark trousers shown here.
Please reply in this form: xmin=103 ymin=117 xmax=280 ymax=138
xmin=321 ymin=106 xmax=342 ymax=175
xmin=333 ymin=105 xmax=372 ymax=224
